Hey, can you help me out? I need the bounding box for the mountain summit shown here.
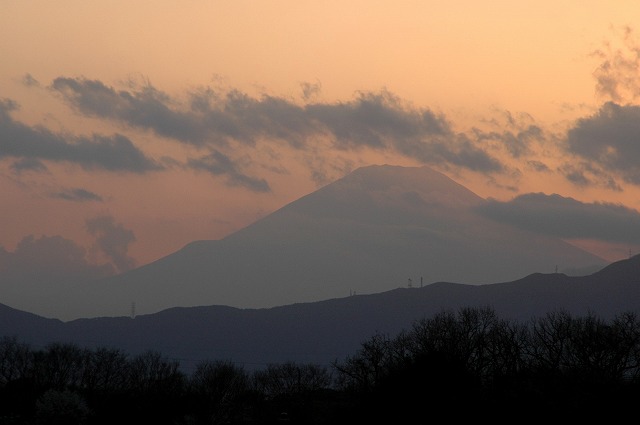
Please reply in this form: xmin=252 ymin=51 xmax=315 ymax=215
xmin=56 ymin=165 xmax=605 ymax=319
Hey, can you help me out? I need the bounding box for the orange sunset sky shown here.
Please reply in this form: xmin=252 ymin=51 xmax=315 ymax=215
xmin=2 ymin=1 xmax=640 ymax=277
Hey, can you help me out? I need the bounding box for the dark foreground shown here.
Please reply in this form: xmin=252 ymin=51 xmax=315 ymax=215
xmin=2 ymin=306 xmax=639 ymax=424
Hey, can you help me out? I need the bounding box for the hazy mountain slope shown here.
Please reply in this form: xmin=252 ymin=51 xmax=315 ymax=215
xmin=57 ymin=164 xmax=605 ymax=320
xmin=2 ymin=255 xmax=638 ymax=372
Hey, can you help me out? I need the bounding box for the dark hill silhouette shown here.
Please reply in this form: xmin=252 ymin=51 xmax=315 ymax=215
xmin=45 ymin=164 xmax=605 ymax=321
xmin=2 ymin=254 xmax=638 ymax=372
xmin=0 ymin=303 xmax=63 ymax=342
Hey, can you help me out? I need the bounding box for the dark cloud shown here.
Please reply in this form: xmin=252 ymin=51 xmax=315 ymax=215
xmin=476 ymin=193 xmax=640 ymax=244
xmin=308 ymin=91 xmax=451 ymax=149
xmin=604 ymin=177 xmax=623 ymax=192
xmin=10 ymin=157 xmax=48 ymax=173
xmin=427 ymin=135 xmax=503 ymax=172
xmin=0 ymin=98 xmax=19 ymax=113
xmin=527 ymin=160 xmax=550 ymax=173
xmin=52 ymin=77 xmax=210 ymax=144
xmin=52 ymin=77 xmax=319 ymax=148
xmin=51 ymin=187 xmax=103 ymax=202
xmin=222 ymin=90 xmax=316 ymax=148
xmin=188 ymin=150 xmax=271 ymax=193
xmin=0 ymin=98 xmax=162 ymax=172
xmin=565 ymin=102 xmax=640 ymax=184
xmin=557 ymin=159 xmax=622 ymax=191
xmin=558 ymin=163 xmax=592 ymax=187
xmin=300 ymin=80 xmax=322 ymax=101
xmin=50 ymin=77 xmax=505 ymax=174
xmin=85 ymin=215 xmax=136 ymax=273
xmin=473 ymin=125 xmax=543 ymax=158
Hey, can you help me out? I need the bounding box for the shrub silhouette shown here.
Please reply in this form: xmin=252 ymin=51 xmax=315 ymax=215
xmin=34 ymin=389 xmax=90 ymax=425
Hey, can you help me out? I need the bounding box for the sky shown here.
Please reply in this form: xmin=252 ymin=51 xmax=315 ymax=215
xmin=2 ymin=1 xmax=640 ymax=285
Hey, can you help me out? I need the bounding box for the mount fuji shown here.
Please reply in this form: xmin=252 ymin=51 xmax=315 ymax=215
xmin=38 ymin=165 xmax=607 ymax=320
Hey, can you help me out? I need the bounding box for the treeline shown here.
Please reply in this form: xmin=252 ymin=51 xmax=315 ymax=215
xmin=2 ymin=306 xmax=640 ymax=424
xmin=0 ymin=340 xmax=335 ymax=425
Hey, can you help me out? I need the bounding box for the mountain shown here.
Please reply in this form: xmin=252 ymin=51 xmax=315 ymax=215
xmin=10 ymin=164 xmax=608 ymax=320
xmin=51 ymin=165 xmax=608 ymax=320
xmin=2 ymin=254 xmax=639 ymax=372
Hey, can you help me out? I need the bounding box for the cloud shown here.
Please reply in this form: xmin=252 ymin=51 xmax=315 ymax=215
xmin=52 ymin=77 xmax=210 ymax=144
xmin=85 ymin=215 xmax=136 ymax=273
xmin=188 ymin=150 xmax=271 ymax=192
xmin=472 ymin=125 xmax=543 ymax=159
xmin=0 ymin=234 xmax=115 ymax=317
xmin=50 ymin=77 xmax=505 ymax=174
xmin=300 ymin=80 xmax=322 ymax=101
xmin=287 ymin=89 xmax=502 ymax=172
xmin=558 ymin=163 xmax=592 ymax=187
xmin=591 ymin=26 xmax=640 ymax=103
xmin=0 ymin=234 xmax=114 ymax=283
xmin=51 ymin=187 xmax=103 ymax=202
xmin=565 ymin=102 xmax=640 ymax=184
xmin=52 ymin=77 xmax=317 ymax=148
xmin=475 ymin=193 xmax=640 ymax=245
xmin=10 ymin=157 xmax=49 ymax=173
xmin=527 ymin=160 xmax=550 ymax=173
xmin=0 ymin=98 xmax=162 ymax=172
xmin=21 ymin=73 xmax=40 ymax=88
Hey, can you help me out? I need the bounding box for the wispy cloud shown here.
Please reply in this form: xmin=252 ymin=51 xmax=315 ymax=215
xmin=10 ymin=157 xmax=48 ymax=174
xmin=86 ymin=215 xmax=137 ymax=273
xmin=472 ymin=125 xmax=543 ymax=159
xmin=51 ymin=187 xmax=103 ymax=202
xmin=526 ymin=160 xmax=550 ymax=173
xmin=187 ymin=150 xmax=271 ymax=192
xmin=21 ymin=73 xmax=40 ymax=88
xmin=591 ymin=26 xmax=640 ymax=104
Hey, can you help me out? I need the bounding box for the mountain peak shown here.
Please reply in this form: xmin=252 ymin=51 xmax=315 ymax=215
xmin=271 ymin=164 xmax=483 ymax=226
xmin=333 ymin=164 xmax=480 ymax=201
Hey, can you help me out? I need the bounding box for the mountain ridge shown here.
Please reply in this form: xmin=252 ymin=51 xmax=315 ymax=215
xmin=2 ymin=254 xmax=639 ymax=372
